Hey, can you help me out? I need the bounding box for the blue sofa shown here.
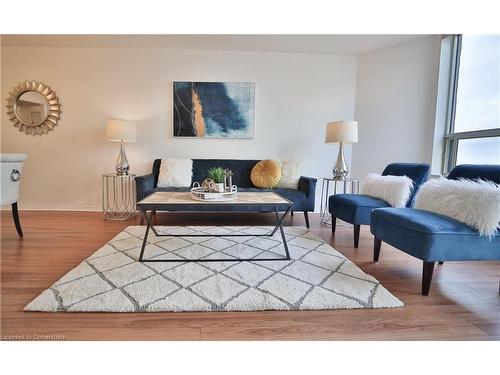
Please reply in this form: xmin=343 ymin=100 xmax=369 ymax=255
xmin=135 ymin=159 xmax=317 ymax=228
xmin=329 ymin=163 xmax=430 ymax=247
xmin=370 ymin=164 xmax=500 ymax=295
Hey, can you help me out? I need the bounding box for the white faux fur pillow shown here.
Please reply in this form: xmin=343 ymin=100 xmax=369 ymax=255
xmin=414 ymin=178 xmax=500 ymax=237
xmin=362 ymin=173 xmax=414 ymax=207
xmin=157 ymin=159 xmax=193 ymax=187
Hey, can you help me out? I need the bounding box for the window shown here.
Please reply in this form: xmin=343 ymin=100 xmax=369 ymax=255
xmin=441 ymin=35 xmax=500 ymax=173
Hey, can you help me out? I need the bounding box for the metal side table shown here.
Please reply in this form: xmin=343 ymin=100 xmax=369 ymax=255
xmin=319 ymin=177 xmax=359 ymax=226
xmin=102 ymin=173 xmax=136 ymax=220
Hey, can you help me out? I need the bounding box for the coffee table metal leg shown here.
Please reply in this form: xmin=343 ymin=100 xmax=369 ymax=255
xmin=274 ymin=206 xmax=291 ymax=260
xmin=138 ymin=205 xmax=292 ymax=262
xmin=269 ymin=205 xmax=291 ymax=236
xmin=139 ymin=210 xmax=154 ymax=262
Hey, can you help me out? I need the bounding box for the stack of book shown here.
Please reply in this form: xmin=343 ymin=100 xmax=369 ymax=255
xmin=197 ymin=192 xmax=224 ymax=200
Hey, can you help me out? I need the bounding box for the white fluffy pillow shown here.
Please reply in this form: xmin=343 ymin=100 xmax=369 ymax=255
xmin=276 ymin=159 xmax=301 ymax=189
xmin=362 ymin=173 xmax=414 ymax=207
xmin=157 ymin=159 xmax=193 ymax=187
xmin=414 ymin=178 xmax=500 ymax=237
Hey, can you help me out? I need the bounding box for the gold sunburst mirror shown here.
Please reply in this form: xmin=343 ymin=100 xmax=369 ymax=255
xmin=6 ymin=80 xmax=61 ymax=136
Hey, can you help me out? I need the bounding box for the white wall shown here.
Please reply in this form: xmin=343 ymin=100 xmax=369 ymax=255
xmin=351 ymin=36 xmax=441 ymax=184
xmin=1 ymin=46 xmax=357 ymax=211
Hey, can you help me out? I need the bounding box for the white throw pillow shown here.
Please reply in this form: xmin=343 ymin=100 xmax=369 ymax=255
xmin=414 ymin=177 xmax=500 ymax=237
xmin=276 ymin=159 xmax=301 ymax=189
xmin=362 ymin=173 xmax=414 ymax=208
xmin=157 ymin=159 xmax=193 ymax=187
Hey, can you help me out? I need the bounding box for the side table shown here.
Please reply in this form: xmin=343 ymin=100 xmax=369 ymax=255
xmin=102 ymin=173 xmax=136 ymax=220
xmin=319 ymin=177 xmax=359 ymax=226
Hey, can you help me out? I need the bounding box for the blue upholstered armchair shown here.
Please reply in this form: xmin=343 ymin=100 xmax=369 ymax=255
xmin=329 ymin=163 xmax=430 ymax=247
xmin=370 ymin=164 xmax=500 ymax=295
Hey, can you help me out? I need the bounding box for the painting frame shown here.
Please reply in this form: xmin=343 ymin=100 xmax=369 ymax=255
xmin=172 ymin=81 xmax=255 ymax=139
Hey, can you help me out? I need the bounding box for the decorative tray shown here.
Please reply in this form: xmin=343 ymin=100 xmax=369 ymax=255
xmin=190 ymin=183 xmax=238 ymax=202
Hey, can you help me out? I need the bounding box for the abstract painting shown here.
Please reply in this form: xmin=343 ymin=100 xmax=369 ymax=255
xmin=173 ymin=81 xmax=255 ymax=138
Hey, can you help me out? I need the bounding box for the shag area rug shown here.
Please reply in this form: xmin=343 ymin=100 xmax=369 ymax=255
xmin=25 ymin=226 xmax=403 ymax=312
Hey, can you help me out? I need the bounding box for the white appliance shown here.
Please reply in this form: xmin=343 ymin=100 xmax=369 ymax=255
xmin=1 ymin=153 xmax=27 ymax=236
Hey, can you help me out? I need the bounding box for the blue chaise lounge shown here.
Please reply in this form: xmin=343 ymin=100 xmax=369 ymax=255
xmin=329 ymin=163 xmax=430 ymax=247
xmin=370 ymin=164 xmax=500 ymax=295
xmin=135 ymin=159 xmax=317 ymax=228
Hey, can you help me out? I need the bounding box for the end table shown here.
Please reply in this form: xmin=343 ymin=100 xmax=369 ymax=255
xmin=102 ymin=173 xmax=136 ymax=220
xmin=320 ymin=177 xmax=359 ymax=226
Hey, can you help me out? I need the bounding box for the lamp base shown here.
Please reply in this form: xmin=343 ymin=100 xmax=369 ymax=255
xmin=115 ymin=141 xmax=130 ymax=175
xmin=116 ymin=167 xmax=129 ymax=176
xmin=333 ymin=141 xmax=348 ymax=180
xmin=333 ymin=174 xmax=347 ymax=181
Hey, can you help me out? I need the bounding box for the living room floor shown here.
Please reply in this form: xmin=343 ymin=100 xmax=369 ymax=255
xmin=1 ymin=211 xmax=498 ymax=340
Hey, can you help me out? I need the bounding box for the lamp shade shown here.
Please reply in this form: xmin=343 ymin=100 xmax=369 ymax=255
xmin=325 ymin=120 xmax=358 ymax=144
xmin=106 ymin=119 xmax=136 ymax=142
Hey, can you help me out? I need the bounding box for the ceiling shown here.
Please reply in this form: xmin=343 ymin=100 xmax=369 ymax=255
xmin=1 ymin=34 xmax=427 ymax=55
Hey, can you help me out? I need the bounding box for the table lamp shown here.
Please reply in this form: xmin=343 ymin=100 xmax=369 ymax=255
xmin=107 ymin=119 xmax=136 ymax=175
xmin=325 ymin=120 xmax=358 ymax=180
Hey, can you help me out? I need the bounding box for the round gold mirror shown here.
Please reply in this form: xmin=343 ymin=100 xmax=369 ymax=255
xmin=6 ymin=80 xmax=61 ymax=136
xmin=14 ymin=91 xmax=50 ymax=126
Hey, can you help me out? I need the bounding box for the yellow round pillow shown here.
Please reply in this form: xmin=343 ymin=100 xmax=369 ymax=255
xmin=251 ymin=159 xmax=281 ymax=188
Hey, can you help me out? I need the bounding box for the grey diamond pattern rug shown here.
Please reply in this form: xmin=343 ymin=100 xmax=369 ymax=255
xmin=25 ymin=226 xmax=403 ymax=312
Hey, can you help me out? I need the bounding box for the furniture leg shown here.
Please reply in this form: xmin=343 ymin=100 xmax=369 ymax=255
xmin=274 ymin=206 xmax=291 ymax=260
xmin=12 ymin=202 xmax=23 ymax=237
xmin=290 ymin=210 xmax=294 ymax=217
xmin=139 ymin=210 xmax=154 ymax=262
xmin=139 ymin=205 xmax=292 ymax=263
xmin=353 ymin=225 xmax=360 ymax=248
xmin=374 ymin=237 xmax=382 ymax=262
xmin=422 ymin=261 xmax=435 ymax=296
xmin=438 ymin=261 xmax=444 ymax=265
xmin=331 ymin=216 xmax=336 ymax=233
xmin=303 ymin=211 xmax=310 ymax=229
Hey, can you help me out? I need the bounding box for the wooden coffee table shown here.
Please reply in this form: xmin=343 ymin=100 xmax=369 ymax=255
xmin=136 ymin=191 xmax=293 ymax=263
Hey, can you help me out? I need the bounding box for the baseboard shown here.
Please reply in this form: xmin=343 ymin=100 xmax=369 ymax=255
xmin=1 ymin=204 xmax=102 ymax=212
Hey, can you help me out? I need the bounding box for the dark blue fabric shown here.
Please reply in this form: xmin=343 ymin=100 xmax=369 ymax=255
xmin=447 ymin=164 xmax=500 ymax=184
xmin=275 ymin=188 xmax=309 ymax=211
xmin=151 ymin=159 xmax=162 ymax=188
xmin=328 ymin=163 xmax=430 ymax=225
xmin=191 ymin=159 xmax=260 ymax=188
xmin=370 ymin=208 xmax=500 ymax=262
xmin=149 ymin=159 xmax=260 ymax=188
xmin=297 ymin=176 xmax=317 ymax=211
xmin=136 ymin=159 xmax=317 ymax=212
xmin=135 ymin=173 xmax=155 ymax=202
xmin=148 ymin=159 xmax=259 ymax=191
xmin=329 ymin=194 xmax=390 ymax=224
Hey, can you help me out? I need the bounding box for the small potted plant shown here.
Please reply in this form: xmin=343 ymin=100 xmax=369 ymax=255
xmin=207 ymin=167 xmax=226 ymax=193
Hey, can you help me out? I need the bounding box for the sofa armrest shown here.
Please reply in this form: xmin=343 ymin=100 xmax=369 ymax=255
xmin=135 ymin=173 xmax=155 ymax=204
xmin=298 ymin=176 xmax=317 ymax=211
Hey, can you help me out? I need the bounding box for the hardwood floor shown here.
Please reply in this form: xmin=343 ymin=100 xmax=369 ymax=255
xmin=1 ymin=210 xmax=498 ymax=340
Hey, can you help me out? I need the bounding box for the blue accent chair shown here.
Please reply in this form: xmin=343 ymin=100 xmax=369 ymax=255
xmin=136 ymin=159 xmax=317 ymax=228
xmin=329 ymin=163 xmax=430 ymax=247
xmin=370 ymin=164 xmax=500 ymax=295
